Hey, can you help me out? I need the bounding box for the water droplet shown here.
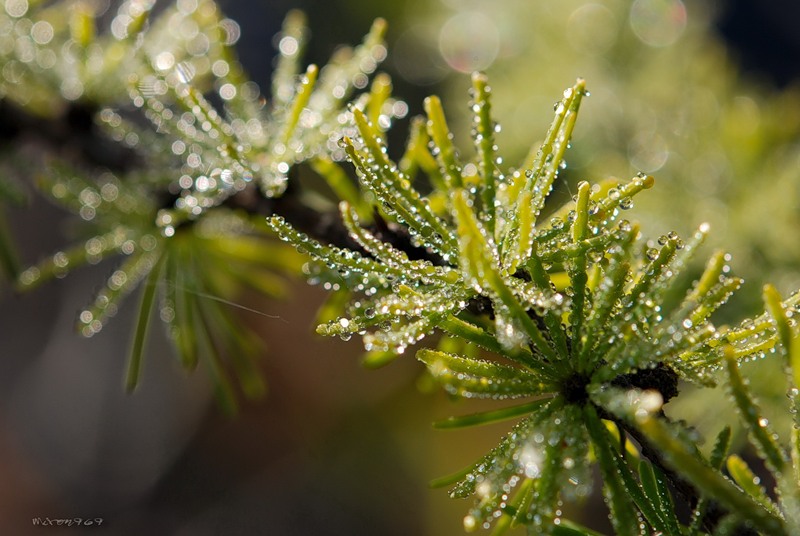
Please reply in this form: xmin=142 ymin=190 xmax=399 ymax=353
xmin=175 ymin=62 xmax=196 ymax=84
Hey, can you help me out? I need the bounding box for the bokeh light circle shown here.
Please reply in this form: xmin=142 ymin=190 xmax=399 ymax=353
xmin=439 ymin=12 xmax=500 ymax=73
xmin=567 ymin=4 xmax=619 ymax=54
xmin=628 ymin=130 xmax=669 ymax=172
xmin=630 ymin=0 xmax=687 ymax=47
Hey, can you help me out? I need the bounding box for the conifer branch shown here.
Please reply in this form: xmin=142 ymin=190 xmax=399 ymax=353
xmin=3 ymin=3 xmax=800 ymax=534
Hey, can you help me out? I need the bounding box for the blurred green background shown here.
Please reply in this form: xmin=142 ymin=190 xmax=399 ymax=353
xmin=2 ymin=0 xmax=799 ymax=534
